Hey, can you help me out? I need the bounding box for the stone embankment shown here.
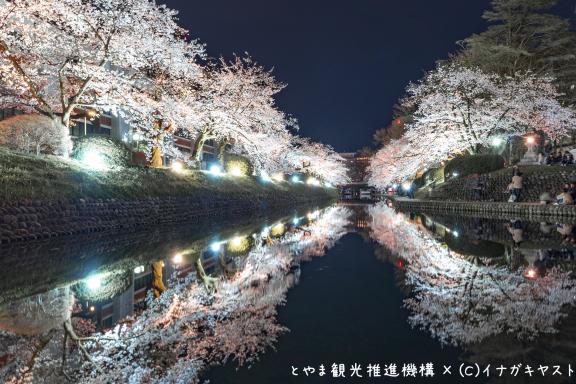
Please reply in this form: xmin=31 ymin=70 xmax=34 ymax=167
xmin=423 ymin=166 xmax=576 ymax=202
xmin=0 ymin=190 xmax=336 ymax=245
xmin=393 ymin=198 xmax=576 ymax=223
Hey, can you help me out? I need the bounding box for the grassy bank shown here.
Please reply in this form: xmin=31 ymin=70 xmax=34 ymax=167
xmin=0 ymin=147 xmax=336 ymax=202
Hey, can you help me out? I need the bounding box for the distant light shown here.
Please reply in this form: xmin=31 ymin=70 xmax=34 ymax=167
xmin=272 ymin=173 xmax=284 ymax=182
xmin=210 ymin=242 xmax=221 ymax=252
xmin=453 ymin=231 xmax=459 ymax=238
xmin=133 ymin=265 xmax=145 ymax=274
xmin=307 ymin=210 xmax=319 ymax=220
xmin=402 ymin=182 xmax=411 ymax=191
xmin=229 ymin=165 xmax=244 ymax=177
xmin=209 ymin=164 xmax=223 ymax=175
xmin=231 ymin=236 xmax=242 ymax=247
xmin=526 ymin=136 xmax=536 ymax=145
xmin=171 ymin=161 xmax=184 ymax=173
xmin=89 ymin=305 xmax=95 ymax=312
xmin=306 ymin=177 xmax=320 ymax=186
xmin=525 ymin=267 xmax=538 ymax=279
xmin=172 ymin=253 xmax=183 ymax=264
xmin=452 ymin=172 xmax=459 ymax=177
xmin=260 ymin=171 xmax=271 ymax=182
xmin=291 ymin=175 xmax=300 ymax=183
xmin=228 ymin=236 xmax=249 ymax=253
xmin=292 ymin=217 xmax=300 ymax=225
xmin=271 ymin=223 xmax=285 ymax=236
xmin=82 ymin=150 xmax=106 ymax=170
xmin=261 ymin=226 xmax=270 ymax=237
xmin=492 ymin=137 xmax=503 ymax=146
xmin=86 ymin=275 xmax=102 ymax=290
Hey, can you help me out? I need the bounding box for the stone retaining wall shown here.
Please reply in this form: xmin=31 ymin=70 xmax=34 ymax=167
xmin=0 ymin=190 xmax=336 ymax=244
xmin=424 ymin=166 xmax=576 ymax=202
xmin=393 ymin=198 xmax=576 ymax=223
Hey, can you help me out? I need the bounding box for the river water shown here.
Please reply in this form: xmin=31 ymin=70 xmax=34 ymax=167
xmin=1 ymin=203 xmax=575 ymax=383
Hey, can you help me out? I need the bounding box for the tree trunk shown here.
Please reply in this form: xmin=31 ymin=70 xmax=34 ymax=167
xmin=217 ymin=139 xmax=227 ymax=165
xmin=192 ymin=131 xmax=207 ymax=163
xmin=150 ymin=146 xmax=163 ymax=168
xmin=151 ymin=261 xmax=166 ymax=298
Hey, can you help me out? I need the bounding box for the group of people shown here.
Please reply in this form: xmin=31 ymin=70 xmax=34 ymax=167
xmin=538 ymin=149 xmax=575 ymax=166
xmin=506 ymin=166 xmax=576 ymax=205
xmin=538 ymin=182 xmax=576 ymax=205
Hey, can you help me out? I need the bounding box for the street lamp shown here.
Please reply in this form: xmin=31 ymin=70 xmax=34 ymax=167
xmin=82 ymin=109 xmax=97 ymax=136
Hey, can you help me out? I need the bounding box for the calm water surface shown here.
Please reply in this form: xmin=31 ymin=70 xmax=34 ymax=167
xmin=1 ymin=203 xmax=575 ymax=383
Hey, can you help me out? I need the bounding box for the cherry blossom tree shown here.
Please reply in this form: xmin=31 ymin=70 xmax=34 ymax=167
xmin=0 ymin=0 xmax=203 ymax=149
xmin=368 ymin=64 xmax=576 ymax=187
xmin=179 ymin=56 xmax=296 ymax=167
xmin=278 ymin=136 xmax=350 ymax=185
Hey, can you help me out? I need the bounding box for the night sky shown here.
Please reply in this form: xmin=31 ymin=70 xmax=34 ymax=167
xmin=162 ymin=0 xmax=574 ymax=152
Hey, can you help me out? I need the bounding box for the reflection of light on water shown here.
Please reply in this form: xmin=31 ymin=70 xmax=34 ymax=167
xmin=525 ymin=267 xmax=538 ymax=279
xmin=228 ymin=236 xmax=250 ymax=253
xmin=271 ymin=223 xmax=285 ymax=237
xmin=261 ymin=226 xmax=271 ymax=237
xmin=172 ymin=253 xmax=183 ymax=264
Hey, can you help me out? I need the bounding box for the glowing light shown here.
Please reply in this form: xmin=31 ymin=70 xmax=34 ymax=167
xmin=231 ymin=236 xmax=243 ymax=247
xmin=292 ymin=217 xmax=300 ymax=225
xmin=171 ymin=161 xmax=184 ymax=173
xmin=525 ymin=267 xmax=538 ymax=279
xmin=133 ymin=265 xmax=145 ymax=274
xmin=271 ymin=223 xmax=285 ymax=236
xmin=89 ymin=306 xmax=95 ymax=312
xmin=209 ymin=164 xmax=223 ymax=176
xmin=307 ymin=210 xmax=320 ymax=220
xmin=453 ymin=231 xmax=459 ymax=238
xmin=272 ymin=173 xmax=285 ymax=182
xmin=228 ymin=236 xmax=249 ymax=253
xmin=172 ymin=253 xmax=183 ymax=264
xmin=402 ymin=182 xmax=411 ymax=191
xmin=86 ymin=275 xmax=102 ymax=290
xmin=261 ymin=226 xmax=271 ymax=237
xmin=291 ymin=175 xmax=300 ymax=183
xmin=324 ymin=182 xmax=334 ymax=188
xmin=492 ymin=137 xmax=503 ymax=146
xmin=229 ymin=165 xmax=244 ymax=177
xmin=306 ymin=177 xmax=320 ymax=186
xmin=210 ymin=242 xmax=221 ymax=252
xmin=452 ymin=172 xmax=459 ymax=177
xmin=260 ymin=171 xmax=271 ymax=182
xmin=132 ymin=132 xmax=143 ymax=141
xmin=82 ymin=150 xmax=106 ymax=170
xmin=526 ymin=136 xmax=536 ymax=145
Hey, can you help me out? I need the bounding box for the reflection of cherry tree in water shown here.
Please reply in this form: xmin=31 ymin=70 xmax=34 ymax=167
xmin=373 ymin=245 xmax=412 ymax=297
xmin=368 ymin=203 xmax=576 ymax=347
xmin=464 ymin=307 xmax=576 ymax=384
xmin=0 ymin=206 xmax=351 ymax=383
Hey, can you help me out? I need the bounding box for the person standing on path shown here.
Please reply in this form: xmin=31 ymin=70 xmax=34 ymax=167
xmin=507 ymin=168 xmax=523 ymax=202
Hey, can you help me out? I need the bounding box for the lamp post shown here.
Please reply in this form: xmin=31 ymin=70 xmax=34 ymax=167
xmin=82 ymin=109 xmax=97 ymax=136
